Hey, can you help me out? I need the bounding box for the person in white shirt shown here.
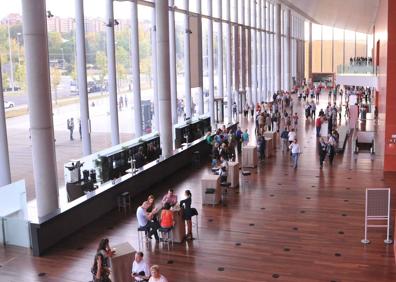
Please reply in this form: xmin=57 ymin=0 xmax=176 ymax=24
xmin=288 ymin=128 xmax=296 ymax=145
xmin=148 ymin=265 xmax=168 ymax=282
xmin=131 ymin=252 xmax=150 ymax=282
xmin=289 ymin=139 xmax=301 ymax=169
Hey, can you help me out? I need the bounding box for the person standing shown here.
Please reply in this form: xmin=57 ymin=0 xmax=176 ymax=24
xmin=315 ymin=117 xmax=322 ymax=137
xmin=257 ymin=134 xmax=266 ymax=161
xmin=67 ymin=117 xmax=74 ymax=141
xmin=91 ymin=238 xmax=114 ymax=282
xmin=318 ymin=137 xmax=327 ymax=169
xmin=292 ymin=113 xmax=299 ymax=131
xmin=180 ymin=190 xmax=197 ymax=240
xmin=242 ymin=129 xmax=249 ymax=146
xmin=131 ymin=252 xmax=150 ymax=282
xmin=310 ymin=101 xmax=316 ymax=119
xmin=232 ymin=102 xmax=237 ymax=120
xmin=280 ymin=127 xmax=289 ymax=153
xmin=78 ymin=119 xmax=82 ymax=140
xmin=289 ymin=139 xmax=301 ymax=169
xmin=235 ymin=127 xmax=243 ymax=154
xmin=327 ymin=134 xmax=337 ymax=165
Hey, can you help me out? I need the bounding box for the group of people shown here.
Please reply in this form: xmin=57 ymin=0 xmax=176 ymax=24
xmin=92 ymin=188 xmax=197 ymax=281
xmin=136 ymin=189 xmax=197 ymax=242
xmin=349 ymin=56 xmax=372 ymax=66
xmin=118 ymin=95 xmax=128 ymax=111
xmin=91 ymin=238 xmax=168 ymax=282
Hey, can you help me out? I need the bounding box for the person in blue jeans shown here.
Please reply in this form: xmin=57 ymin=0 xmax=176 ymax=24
xmin=289 ymin=139 xmax=301 ymax=169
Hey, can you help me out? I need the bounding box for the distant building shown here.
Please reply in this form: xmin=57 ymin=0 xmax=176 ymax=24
xmin=0 ymin=13 xmax=22 ymax=25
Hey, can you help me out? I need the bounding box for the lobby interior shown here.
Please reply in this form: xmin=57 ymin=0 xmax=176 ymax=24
xmin=1 ymin=0 xmax=396 ymax=281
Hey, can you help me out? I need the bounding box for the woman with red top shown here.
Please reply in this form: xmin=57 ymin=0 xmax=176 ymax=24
xmin=159 ymin=203 xmax=174 ymax=229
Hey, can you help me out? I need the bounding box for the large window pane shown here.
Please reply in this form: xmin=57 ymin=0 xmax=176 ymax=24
xmin=311 ymin=23 xmax=321 ymax=73
xmin=344 ymin=30 xmax=355 ymax=65
xmin=333 ymin=27 xmax=344 ymax=73
xmin=322 ymin=26 xmax=332 ymax=73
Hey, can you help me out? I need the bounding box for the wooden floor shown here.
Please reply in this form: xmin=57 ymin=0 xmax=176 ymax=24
xmin=1 ymin=95 xmax=396 ymax=282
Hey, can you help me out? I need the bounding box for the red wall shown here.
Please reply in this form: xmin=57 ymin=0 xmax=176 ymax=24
xmin=375 ymin=0 xmax=396 ymax=171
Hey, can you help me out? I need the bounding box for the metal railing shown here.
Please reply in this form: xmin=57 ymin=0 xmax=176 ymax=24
xmin=337 ymin=64 xmax=376 ymax=74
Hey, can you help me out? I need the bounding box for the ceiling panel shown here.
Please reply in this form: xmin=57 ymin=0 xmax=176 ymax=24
xmin=282 ymin=0 xmax=379 ymax=34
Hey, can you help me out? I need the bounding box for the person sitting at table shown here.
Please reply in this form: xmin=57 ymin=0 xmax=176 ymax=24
xmin=131 ymin=252 xmax=150 ymax=282
xmin=160 ymin=203 xmax=174 ymax=230
xmin=180 ymin=190 xmax=198 ymax=240
xmin=146 ymin=194 xmax=158 ymax=214
xmin=136 ymin=201 xmax=159 ymax=241
xmin=161 ymin=189 xmax=178 ymax=207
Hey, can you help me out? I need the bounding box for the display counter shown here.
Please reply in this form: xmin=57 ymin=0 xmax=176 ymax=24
xmin=29 ymin=136 xmax=210 ymax=256
xmin=30 ymin=122 xmax=238 ymax=256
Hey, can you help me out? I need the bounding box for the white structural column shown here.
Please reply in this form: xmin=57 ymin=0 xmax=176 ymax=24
xmin=241 ymin=0 xmax=246 ymax=94
xmin=274 ymin=3 xmax=281 ymax=92
xmin=151 ymin=8 xmax=159 ymax=131
xmin=233 ymin=0 xmax=239 ymax=99
xmin=226 ymin=0 xmax=232 ymax=123
xmin=75 ymin=0 xmax=91 ymax=156
xmin=0 ymin=59 xmax=11 ymax=186
xmin=286 ymin=9 xmax=291 ymax=90
xmin=271 ymin=4 xmax=275 ymax=94
xmin=251 ymin=0 xmax=257 ymax=105
xmin=266 ymin=2 xmax=271 ymax=101
xmin=246 ymin=0 xmax=252 ymax=106
xmin=168 ymin=0 xmax=177 ymax=125
xmin=257 ymin=0 xmax=262 ymax=103
xmin=207 ymin=0 xmax=215 ymax=127
xmin=131 ymin=0 xmax=143 ymax=137
xmin=197 ymin=0 xmax=204 ymax=116
xmin=308 ymin=21 xmax=312 ymax=79
xmin=183 ymin=0 xmax=192 ymax=118
xmin=156 ymin=0 xmax=172 ymax=157
xmin=269 ymin=3 xmax=273 ymax=98
xmin=22 ymin=0 xmax=59 ymax=217
xmin=263 ymin=1 xmax=268 ymax=102
xmin=106 ymin=0 xmax=120 ymax=144
xmin=217 ymin=0 xmax=223 ymax=99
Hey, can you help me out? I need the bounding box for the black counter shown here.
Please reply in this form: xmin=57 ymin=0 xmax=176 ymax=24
xmin=30 ymin=137 xmax=211 ymax=256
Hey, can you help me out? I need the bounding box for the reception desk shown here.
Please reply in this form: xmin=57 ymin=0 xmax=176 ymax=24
xmin=263 ymin=131 xmax=277 ymax=149
xmin=201 ymin=174 xmax=221 ymax=205
xmin=110 ymin=242 xmax=135 ymax=282
xmin=242 ymin=145 xmax=258 ymax=168
xmin=171 ymin=208 xmax=185 ymax=243
xmin=228 ymin=161 xmax=240 ymax=187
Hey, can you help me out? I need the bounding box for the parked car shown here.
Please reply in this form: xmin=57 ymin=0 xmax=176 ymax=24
xmin=4 ymin=101 xmax=15 ymax=109
xmin=3 ymin=86 xmax=21 ymax=92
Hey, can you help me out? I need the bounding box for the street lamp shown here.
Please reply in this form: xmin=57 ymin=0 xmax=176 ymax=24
xmin=61 ymin=47 xmax=65 ymax=69
xmin=7 ymin=18 xmax=15 ymax=91
xmin=16 ymin=32 xmax=22 ymax=66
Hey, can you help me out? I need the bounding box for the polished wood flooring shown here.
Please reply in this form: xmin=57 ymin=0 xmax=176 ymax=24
xmin=1 ymin=96 xmax=396 ymax=282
